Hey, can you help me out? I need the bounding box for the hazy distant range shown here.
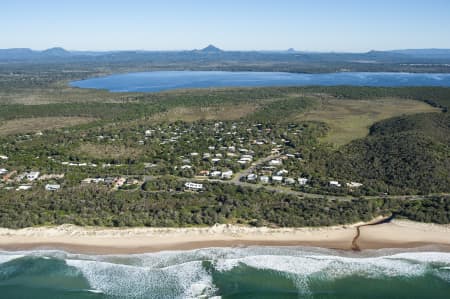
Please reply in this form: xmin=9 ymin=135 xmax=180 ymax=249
xmin=2 ymin=45 xmax=450 ymax=73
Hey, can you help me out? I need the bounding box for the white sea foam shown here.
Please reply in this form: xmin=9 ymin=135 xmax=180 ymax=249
xmin=66 ymin=258 xmax=215 ymax=299
xmin=85 ymin=289 xmax=103 ymax=294
xmin=0 ymin=254 xmax=24 ymax=264
xmin=3 ymin=247 xmax=450 ymax=298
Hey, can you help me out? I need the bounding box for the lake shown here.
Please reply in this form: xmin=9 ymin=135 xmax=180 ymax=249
xmin=70 ymin=71 xmax=450 ymax=92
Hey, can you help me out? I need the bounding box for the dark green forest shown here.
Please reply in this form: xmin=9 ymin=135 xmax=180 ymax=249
xmin=0 ymin=183 xmax=448 ymax=228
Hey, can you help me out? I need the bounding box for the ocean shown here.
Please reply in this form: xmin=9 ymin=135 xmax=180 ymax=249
xmin=0 ymin=247 xmax=449 ymax=299
xmin=70 ymin=71 xmax=450 ymax=92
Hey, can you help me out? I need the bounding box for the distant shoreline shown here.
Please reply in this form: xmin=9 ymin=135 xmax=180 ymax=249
xmin=0 ymin=220 xmax=449 ymax=254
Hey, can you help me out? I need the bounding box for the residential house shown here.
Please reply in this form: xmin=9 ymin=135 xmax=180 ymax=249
xmin=198 ymin=170 xmax=210 ymax=176
xmin=330 ymin=181 xmax=341 ymax=187
xmin=210 ymin=171 xmax=222 ymax=177
xmin=185 ymin=182 xmax=203 ymax=191
xmin=113 ymin=177 xmax=127 ymax=189
xmin=284 ymin=178 xmax=296 ymax=184
xmin=45 ymin=184 xmax=61 ymax=191
xmin=221 ymin=170 xmax=233 ymax=179
xmin=268 ymin=159 xmax=282 ymax=166
xmin=298 ymin=178 xmax=309 ymax=185
xmin=26 ymin=171 xmax=40 ymax=181
xmin=16 ymin=185 xmax=32 ymax=191
xmin=272 ymin=176 xmax=283 ymax=183
xmin=260 ymin=176 xmax=270 ymax=183
xmin=346 ymin=182 xmax=363 ymax=188
xmin=247 ymin=173 xmax=258 ymax=181
xmin=276 ymin=169 xmax=289 ymax=176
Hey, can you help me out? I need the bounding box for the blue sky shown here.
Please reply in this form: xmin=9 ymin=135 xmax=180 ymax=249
xmin=1 ymin=0 xmax=450 ymax=52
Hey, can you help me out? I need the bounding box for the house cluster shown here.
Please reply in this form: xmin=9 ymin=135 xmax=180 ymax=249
xmin=81 ymin=176 xmax=140 ymax=190
xmin=1 ymin=170 xmax=64 ymax=192
xmin=246 ymin=169 xmax=307 ymax=186
xmin=329 ymin=181 xmax=363 ymax=189
xmin=61 ymin=161 xmax=98 ymax=167
xmin=139 ymin=121 xmax=293 ymax=173
xmin=246 ymin=156 xmax=301 ymax=185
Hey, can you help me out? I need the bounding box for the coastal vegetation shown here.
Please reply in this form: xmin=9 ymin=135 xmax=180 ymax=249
xmin=0 ymin=183 xmax=448 ymax=228
xmin=0 ymin=64 xmax=450 ymax=228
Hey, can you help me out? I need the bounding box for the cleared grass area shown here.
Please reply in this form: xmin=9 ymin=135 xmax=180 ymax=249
xmin=0 ymin=87 xmax=139 ymax=105
xmin=150 ymin=103 xmax=259 ymax=122
xmin=294 ymin=98 xmax=440 ymax=146
xmin=74 ymin=143 xmax=143 ymax=160
xmin=0 ymin=116 xmax=97 ymax=136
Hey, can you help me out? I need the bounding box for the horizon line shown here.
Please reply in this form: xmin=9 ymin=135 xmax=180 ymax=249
xmin=2 ymin=46 xmax=450 ymax=54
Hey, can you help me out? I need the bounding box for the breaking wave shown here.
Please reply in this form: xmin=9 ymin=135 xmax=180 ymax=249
xmin=0 ymin=247 xmax=449 ymax=298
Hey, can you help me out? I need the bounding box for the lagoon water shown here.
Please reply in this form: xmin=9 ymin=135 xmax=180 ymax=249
xmin=1 ymin=247 xmax=449 ymax=299
xmin=70 ymin=71 xmax=450 ymax=92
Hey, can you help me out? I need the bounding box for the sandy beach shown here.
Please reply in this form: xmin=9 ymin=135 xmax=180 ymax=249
xmin=0 ymin=220 xmax=449 ymax=254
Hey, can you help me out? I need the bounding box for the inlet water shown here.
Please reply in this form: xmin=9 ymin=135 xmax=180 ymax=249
xmin=70 ymin=71 xmax=450 ymax=92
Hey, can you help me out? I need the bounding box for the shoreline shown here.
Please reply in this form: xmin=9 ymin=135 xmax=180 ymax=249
xmin=0 ymin=220 xmax=449 ymax=254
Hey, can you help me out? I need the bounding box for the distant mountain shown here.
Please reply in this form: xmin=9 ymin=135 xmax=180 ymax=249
xmin=388 ymin=49 xmax=450 ymax=59
xmin=0 ymin=46 xmax=450 ymax=67
xmin=0 ymin=48 xmax=35 ymax=60
xmin=199 ymin=44 xmax=223 ymax=53
xmin=41 ymin=47 xmax=72 ymax=57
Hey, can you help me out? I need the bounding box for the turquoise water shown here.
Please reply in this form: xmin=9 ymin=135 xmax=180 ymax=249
xmin=70 ymin=71 xmax=450 ymax=92
xmin=1 ymin=247 xmax=449 ymax=298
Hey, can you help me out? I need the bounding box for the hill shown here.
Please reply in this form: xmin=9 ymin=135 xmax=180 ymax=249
xmin=328 ymin=112 xmax=450 ymax=194
xmin=199 ymin=44 xmax=223 ymax=53
xmin=1 ymin=47 xmax=450 ymax=74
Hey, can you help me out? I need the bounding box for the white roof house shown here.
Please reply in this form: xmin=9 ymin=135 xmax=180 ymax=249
xmin=181 ymin=165 xmax=192 ymax=170
xmin=260 ymin=176 xmax=270 ymax=183
xmin=210 ymin=171 xmax=222 ymax=177
xmin=247 ymin=173 xmax=258 ymax=181
xmin=221 ymin=170 xmax=233 ymax=179
xmin=45 ymin=184 xmax=61 ymax=191
xmin=330 ymin=181 xmax=341 ymax=187
xmin=269 ymin=159 xmax=282 ymax=166
xmin=284 ymin=178 xmax=296 ymax=184
xmin=0 ymin=168 xmax=8 ymax=175
xmin=346 ymin=182 xmax=363 ymax=188
xmin=276 ymin=169 xmax=289 ymax=176
xmin=298 ymin=178 xmax=309 ymax=185
xmin=272 ymin=176 xmax=283 ymax=182
xmin=185 ymin=182 xmax=203 ymax=190
xmin=0 ymin=155 xmax=8 ymax=160
xmin=16 ymin=185 xmax=32 ymax=191
xmin=26 ymin=172 xmax=40 ymax=181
